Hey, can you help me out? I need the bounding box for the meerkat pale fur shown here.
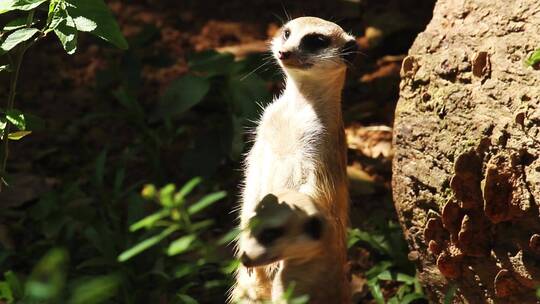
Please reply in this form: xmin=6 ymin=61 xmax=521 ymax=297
xmin=237 ymin=191 xmax=342 ymax=303
xmin=232 ymin=17 xmax=357 ymax=303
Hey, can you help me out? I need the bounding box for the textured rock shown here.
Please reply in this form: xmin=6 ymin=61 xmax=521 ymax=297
xmin=392 ymin=0 xmax=540 ymax=302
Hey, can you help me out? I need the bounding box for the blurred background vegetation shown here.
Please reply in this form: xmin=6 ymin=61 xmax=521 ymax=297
xmin=0 ymin=0 xmax=437 ymax=303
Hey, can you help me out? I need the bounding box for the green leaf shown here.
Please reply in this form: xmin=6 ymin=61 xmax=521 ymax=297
xmin=8 ymin=131 xmax=31 ymax=140
xmin=94 ymin=150 xmax=107 ymax=189
xmin=68 ymin=275 xmax=120 ymax=304
xmin=75 ymin=257 xmax=110 ymax=270
xmin=525 ymin=49 xmax=540 ymax=67
xmin=53 ymin=9 xmax=77 ymax=54
xmin=167 ymin=234 xmax=197 ymax=256
xmin=177 ymin=294 xmax=198 ymax=304
xmin=444 ymin=284 xmax=457 ymax=304
xmin=3 ymin=17 xmax=28 ymax=31
xmin=117 ymin=225 xmax=179 ymax=262
xmin=290 ymin=295 xmax=310 ymax=304
xmin=222 ymin=259 xmax=240 ymax=274
xmin=0 ymin=0 xmax=47 ymax=14
xmin=47 ymin=0 xmax=64 ymax=31
xmin=129 ymin=209 xmax=169 ymax=232
xmin=159 ymin=184 xmax=176 ymax=207
xmin=188 ymin=50 xmax=236 ymax=76
xmin=187 ymin=191 xmax=226 ymax=215
xmin=388 ymin=297 xmax=399 ymax=304
xmin=25 ymin=248 xmax=68 ymax=302
xmin=174 ymin=263 xmax=197 ymax=279
xmin=367 ymin=279 xmax=385 ymax=304
xmin=377 ymin=270 xmax=393 ymax=281
xmin=400 ymin=293 xmax=425 ymax=304
xmin=0 ymin=117 xmax=6 ymax=132
xmin=0 ymin=27 xmax=39 ymax=51
xmin=366 ymin=261 xmax=393 ymax=280
xmin=177 ymin=177 xmax=202 ymax=201
xmin=218 ymin=228 xmax=240 ymax=245
xmin=72 ymin=16 xmax=97 ymax=32
xmin=157 ymin=75 xmax=210 ymax=118
xmin=6 ymin=109 xmax=25 ymax=130
xmin=396 ymin=272 xmax=416 ymax=285
xmin=65 ymin=0 xmax=128 ymax=49
xmin=190 ymin=219 xmax=214 ymax=231
xmin=347 ymin=228 xmax=391 ymax=255
xmin=4 ymin=271 xmax=23 ymax=299
xmin=376 ymin=271 xmax=416 ymax=285
xmin=0 ymin=282 xmax=14 ymax=303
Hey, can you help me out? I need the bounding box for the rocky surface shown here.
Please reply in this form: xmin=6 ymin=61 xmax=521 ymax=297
xmin=392 ymin=0 xmax=540 ymax=302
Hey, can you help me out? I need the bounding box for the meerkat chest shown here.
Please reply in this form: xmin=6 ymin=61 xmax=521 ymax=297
xmin=248 ymin=99 xmax=325 ymax=190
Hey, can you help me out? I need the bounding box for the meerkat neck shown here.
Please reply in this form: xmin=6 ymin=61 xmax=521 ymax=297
xmin=284 ymin=69 xmax=346 ymax=129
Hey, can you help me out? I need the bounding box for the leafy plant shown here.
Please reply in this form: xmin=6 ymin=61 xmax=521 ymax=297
xmin=94 ymin=47 xmax=274 ymax=178
xmin=0 ymin=248 xmax=121 ymax=304
xmin=0 ymin=0 xmax=127 ymax=190
xmin=117 ymin=178 xmax=236 ymax=302
xmin=118 ymin=178 xmax=227 ymax=261
xmin=348 ymin=219 xmax=425 ymax=304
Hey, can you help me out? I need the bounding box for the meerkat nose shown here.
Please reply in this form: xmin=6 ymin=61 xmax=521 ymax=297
xmin=278 ymin=50 xmax=292 ymax=60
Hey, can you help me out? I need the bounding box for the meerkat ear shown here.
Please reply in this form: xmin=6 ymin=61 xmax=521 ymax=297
xmin=304 ymin=216 xmax=324 ymax=240
xmin=340 ymin=39 xmax=359 ymax=64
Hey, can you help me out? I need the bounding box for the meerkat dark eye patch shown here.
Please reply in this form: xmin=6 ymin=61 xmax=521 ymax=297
xmin=340 ymin=39 xmax=359 ymax=64
xmin=300 ymin=33 xmax=331 ymax=52
xmin=304 ymin=217 xmax=323 ymax=240
xmin=257 ymin=227 xmax=285 ymax=245
xmin=283 ymin=28 xmax=291 ymax=40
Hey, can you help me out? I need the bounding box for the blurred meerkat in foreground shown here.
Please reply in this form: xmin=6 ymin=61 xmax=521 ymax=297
xmin=236 ymin=191 xmax=342 ymax=303
xmin=232 ymin=17 xmax=358 ymax=303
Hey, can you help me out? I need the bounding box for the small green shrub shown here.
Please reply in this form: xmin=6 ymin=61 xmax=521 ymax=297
xmin=348 ymin=218 xmax=425 ymax=304
xmin=0 ymin=0 xmax=127 ymax=189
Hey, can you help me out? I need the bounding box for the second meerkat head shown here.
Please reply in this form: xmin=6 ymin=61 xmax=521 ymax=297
xmin=239 ymin=191 xmax=327 ymax=268
xmin=271 ymin=17 xmax=358 ymax=73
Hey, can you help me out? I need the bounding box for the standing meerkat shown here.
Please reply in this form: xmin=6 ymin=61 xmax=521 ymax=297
xmin=232 ymin=17 xmax=357 ymax=303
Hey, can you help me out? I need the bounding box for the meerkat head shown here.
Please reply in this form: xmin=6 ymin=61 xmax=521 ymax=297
xmin=271 ymin=17 xmax=358 ymax=75
xmin=239 ymin=191 xmax=326 ymax=268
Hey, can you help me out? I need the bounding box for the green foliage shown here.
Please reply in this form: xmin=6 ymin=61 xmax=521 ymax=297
xmin=0 ymin=0 xmax=48 ymax=14
xmin=24 ymin=248 xmax=68 ymax=302
xmin=0 ymin=249 xmax=121 ymax=304
xmin=118 ymin=180 xmax=227 ymax=262
xmin=1 ymin=164 xmax=236 ymax=303
xmin=0 ymin=0 xmax=128 ymax=185
xmin=0 ymin=27 xmax=39 ymax=51
xmin=444 ymin=284 xmax=457 ymax=304
xmin=349 ymin=218 xmax=425 ymax=303
xmin=64 ymin=0 xmax=128 ymax=50
xmin=157 ymin=75 xmax=211 ymax=118
xmin=0 ymin=41 xmax=273 ymax=300
xmin=1 ymin=0 xmax=127 ymax=54
xmin=525 ymin=49 xmax=540 ymax=67
xmin=68 ymin=274 xmax=120 ymax=304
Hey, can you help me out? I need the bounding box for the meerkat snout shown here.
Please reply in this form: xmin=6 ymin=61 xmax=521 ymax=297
xmin=271 ymin=17 xmax=358 ymax=71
